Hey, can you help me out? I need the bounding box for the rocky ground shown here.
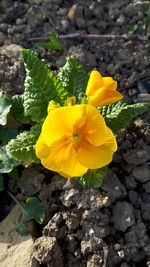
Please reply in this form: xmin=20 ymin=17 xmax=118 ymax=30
xmin=0 ymin=0 xmax=150 ymax=266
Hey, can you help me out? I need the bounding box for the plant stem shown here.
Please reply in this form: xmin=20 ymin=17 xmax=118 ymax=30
xmin=6 ymin=190 xmax=24 ymax=212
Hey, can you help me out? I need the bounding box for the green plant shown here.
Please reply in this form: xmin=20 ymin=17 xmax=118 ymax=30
xmin=0 ymin=48 xmax=148 ymax=189
xmin=37 ymin=32 xmax=63 ymax=50
xmin=144 ymin=3 xmax=150 ymax=36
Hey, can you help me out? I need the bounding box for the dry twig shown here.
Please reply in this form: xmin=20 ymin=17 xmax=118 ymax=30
xmin=28 ymin=33 xmax=149 ymax=42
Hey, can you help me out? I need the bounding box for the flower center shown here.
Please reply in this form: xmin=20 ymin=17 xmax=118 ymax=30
xmin=72 ymin=134 xmax=80 ymax=142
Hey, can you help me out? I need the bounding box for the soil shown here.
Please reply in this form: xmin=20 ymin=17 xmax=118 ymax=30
xmin=0 ymin=0 xmax=150 ymax=266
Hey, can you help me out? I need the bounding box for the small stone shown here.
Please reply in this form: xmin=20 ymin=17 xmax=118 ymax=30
xmin=63 ymin=212 xmax=80 ymax=230
xmin=113 ymin=201 xmax=135 ymax=232
xmin=102 ymin=169 xmax=127 ymax=202
xmin=118 ymin=250 xmax=125 ymax=258
xmin=32 ymin=236 xmax=63 ymax=266
xmin=81 ymin=236 xmax=106 ymax=254
xmin=123 ymin=148 xmax=150 ymax=166
xmin=43 ymin=212 xmax=67 ymax=239
xmin=87 ymin=254 xmax=103 ymax=267
xmin=16 ymin=18 xmax=24 ymax=24
xmin=60 ymin=19 xmax=70 ymax=31
xmin=0 ymin=44 xmax=23 ymax=58
xmin=117 ymin=14 xmax=126 ymax=25
xmin=132 ymin=165 xmax=150 ymax=183
xmin=68 ymin=4 xmax=83 ymax=24
xmin=128 ymin=191 xmax=139 ymax=205
xmin=124 ymin=175 xmax=137 ymax=190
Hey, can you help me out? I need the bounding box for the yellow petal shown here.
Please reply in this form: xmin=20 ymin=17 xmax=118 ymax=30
xmin=88 ymin=88 xmax=123 ymax=107
xmin=41 ymin=105 xmax=86 ymax=146
xmin=79 ymin=105 xmax=107 ymax=146
xmin=86 ymin=71 xmax=104 ymax=96
xmin=36 ymin=137 xmax=87 ymax=178
xmin=103 ymin=77 xmax=117 ymax=90
xmin=77 ymin=127 xmax=117 ymax=169
xmin=104 ymin=126 xmax=118 ymax=152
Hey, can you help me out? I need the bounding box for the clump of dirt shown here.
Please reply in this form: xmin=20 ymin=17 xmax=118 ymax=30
xmin=0 ymin=0 xmax=150 ymax=266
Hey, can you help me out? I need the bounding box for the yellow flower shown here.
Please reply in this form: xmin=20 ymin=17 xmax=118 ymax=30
xmin=36 ymin=104 xmax=117 ymax=178
xmin=86 ymin=70 xmax=123 ymax=107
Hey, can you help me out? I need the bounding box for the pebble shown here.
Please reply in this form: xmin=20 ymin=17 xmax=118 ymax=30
xmin=0 ymin=44 xmax=23 ymax=58
xmin=68 ymin=4 xmax=83 ymax=24
xmin=16 ymin=18 xmax=24 ymax=25
xmin=123 ymin=148 xmax=150 ymax=166
xmin=60 ymin=19 xmax=70 ymax=31
xmin=113 ymin=201 xmax=135 ymax=232
xmin=102 ymin=170 xmax=127 ymax=202
xmin=117 ymin=14 xmax=126 ymax=25
xmin=132 ymin=165 xmax=150 ymax=183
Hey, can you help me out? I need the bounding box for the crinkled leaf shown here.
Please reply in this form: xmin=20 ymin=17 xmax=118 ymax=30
xmin=58 ymin=56 xmax=89 ymax=97
xmin=76 ymin=167 xmax=107 ymax=188
xmin=0 ymin=175 xmax=4 ymax=191
xmin=6 ymin=124 xmax=42 ymax=163
xmin=99 ymin=101 xmax=149 ymax=134
xmin=0 ymin=92 xmax=12 ymax=125
xmin=0 ymin=128 xmax=18 ymax=142
xmin=11 ymin=95 xmax=31 ymax=124
xmin=38 ymin=32 xmax=63 ymax=50
xmin=16 ymin=197 xmax=45 ymax=235
xmin=0 ymin=146 xmax=17 ymax=173
xmin=22 ymin=49 xmax=68 ymax=122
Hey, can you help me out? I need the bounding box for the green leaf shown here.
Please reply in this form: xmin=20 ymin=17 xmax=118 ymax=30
xmin=22 ymin=50 xmax=68 ymax=122
xmin=76 ymin=167 xmax=107 ymax=188
xmin=128 ymin=24 xmax=138 ymax=35
xmin=99 ymin=101 xmax=149 ymax=134
xmin=16 ymin=221 xmax=27 ymax=235
xmin=0 ymin=146 xmax=17 ymax=173
xmin=58 ymin=56 xmax=89 ymax=97
xmin=9 ymin=167 xmax=20 ymax=181
xmin=6 ymin=124 xmax=42 ymax=163
xmin=0 ymin=175 xmax=4 ymax=191
xmin=11 ymin=95 xmax=31 ymax=124
xmin=38 ymin=32 xmax=63 ymax=51
xmin=0 ymin=128 xmax=18 ymax=142
xmin=0 ymin=92 xmax=12 ymax=125
xmin=16 ymin=197 xmax=45 ymax=235
xmin=23 ymin=197 xmax=45 ymax=224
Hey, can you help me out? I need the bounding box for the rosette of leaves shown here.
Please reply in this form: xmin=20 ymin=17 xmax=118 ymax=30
xmin=5 ymin=49 xmax=149 ymax=188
